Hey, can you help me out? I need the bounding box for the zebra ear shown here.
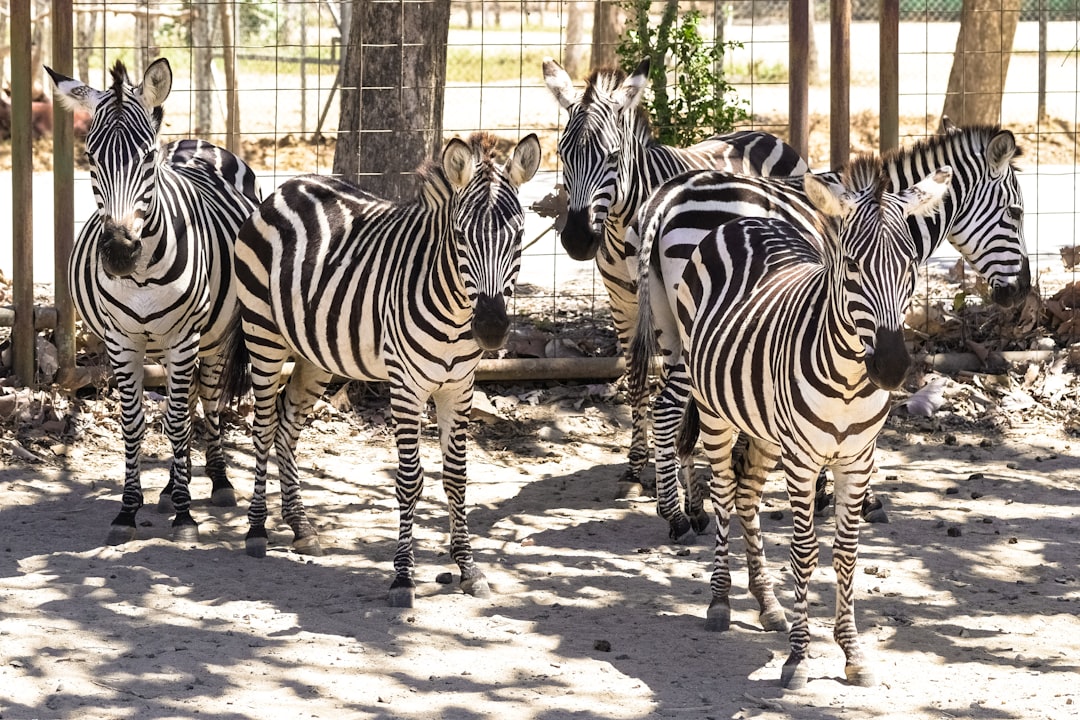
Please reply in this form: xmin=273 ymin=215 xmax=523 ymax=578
xmin=616 ymin=57 xmax=650 ymax=112
xmin=899 ymin=166 xmax=953 ymax=218
xmin=939 ymin=115 xmax=957 ymax=134
xmin=443 ymin=137 xmax=476 ymax=189
xmin=137 ymin=58 xmax=173 ymax=109
xmin=543 ymin=57 xmax=577 ymax=110
xmin=45 ymin=65 xmax=103 ymax=113
xmin=987 ymin=130 xmax=1019 ymax=175
xmin=803 ymin=171 xmax=856 ymax=218
xmin=507 ymin=134 xmax=542 ymax=187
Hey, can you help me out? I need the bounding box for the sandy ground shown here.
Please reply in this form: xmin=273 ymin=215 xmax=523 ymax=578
xmin=0 ymin=369 xmax=1077 ymax=720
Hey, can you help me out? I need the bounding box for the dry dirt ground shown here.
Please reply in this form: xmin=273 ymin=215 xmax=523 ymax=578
xmin=0 ymin=362 xmax=1078 ymax=720
xmin=0 ymin=115 xmax=1078 ymax=719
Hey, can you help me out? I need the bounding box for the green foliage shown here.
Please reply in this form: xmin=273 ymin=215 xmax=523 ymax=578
xmin=616 ymin=1 xmax=750 ymax=145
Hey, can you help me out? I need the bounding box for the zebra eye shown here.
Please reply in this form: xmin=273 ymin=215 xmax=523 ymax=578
xmin=1006 ymin=205 xmax=1022 ymax=221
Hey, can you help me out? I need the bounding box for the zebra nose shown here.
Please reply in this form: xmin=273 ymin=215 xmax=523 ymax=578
xmin=100 ymin=218 xmax=143 ymax=278
xmin=560 ymin=208 xmax=602 ymax=261
xmin=990 ymin=256 xmax=1031 ymax=308
xmin=865 ymin=327 xmax=910 ymax=391
xmin=472 ymin=293 xmax=510 ymax=350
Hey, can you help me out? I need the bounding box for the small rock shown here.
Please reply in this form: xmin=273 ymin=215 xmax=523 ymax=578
xmin=945 ymin=487 xmax=960 ymax=495
xmin=594 ymin=639 xmax=612 ymax=652
xmin=947 ymin=526 xmax=962 ymax=537
xmin=435 ymin=572 xmax=453 ymax=585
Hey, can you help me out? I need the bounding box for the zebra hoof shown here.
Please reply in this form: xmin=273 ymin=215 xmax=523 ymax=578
xmin=293 ymin=535 xmax=324 ymax=557
xmin=157 ymin=494 xmax=175 ymax=515
xmin=704 ymin=597 xmax=731 ymax=632
xmin=246 ymin=536 xmax=268 ymax=558
xmin=690 ymin=511 xmax=711 ymax=534
xmin=759 ymin=608 xmax=790 ymax=632
xmin=461 ymin=575 xmax=492 ymax=599
xmin=210 ymin=487 xmax=238 ymax=508
xmin=669 ymin=519 xmax=697 ymax=546
xmin=780 ymin=655 xmax=809 ymax=690
xmin=863 ymin=507 xmax=889 ymax=524
xmin=845 ymin=663 xmax=877 ymax=687
xmin=704 ymin=606 xmax=731 ymax=633
xmin=387 ymin=585 xmax=415 ymax=608
xmin=616 ymin=481 xmax=645 ymax=500
xmin=106 ymin=525 xmax=136 ymax=546
xmin=172 ymin=524 xmax=199 ymax=544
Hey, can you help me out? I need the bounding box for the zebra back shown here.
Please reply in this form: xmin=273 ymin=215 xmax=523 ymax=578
xmin=223 ymin=132 xmax=541 ymax=396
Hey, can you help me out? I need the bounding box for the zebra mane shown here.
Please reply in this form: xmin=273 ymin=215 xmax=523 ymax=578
xmin=842 ymin=153 xmax=887 ymax=199
xmin=464 ymin=131 xmax=500 ymax=184
xmin=107 ymin=58 xmax=164 ymax=131
xmin=882 ymin=123 xmax=1023 ymax=170
xmin=583 ymin=66 xmax=626 ymax=104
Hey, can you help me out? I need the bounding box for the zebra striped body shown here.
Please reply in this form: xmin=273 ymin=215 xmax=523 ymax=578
xmin=629 ymin=124 xmax=1028 ymax=543
xmin=48 ymin=59 xmax=261 ymax=545
xmin=220 ymin=133 xmax=541 ymax=608
xmin=543 ymin=57 xmax=806 ymax=489
xmin=671 ymin=159 xmax=952 ymax=688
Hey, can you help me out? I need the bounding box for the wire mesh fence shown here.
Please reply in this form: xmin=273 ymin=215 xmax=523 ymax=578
xmin=2 ymin=0 xmax=1079 ymax=383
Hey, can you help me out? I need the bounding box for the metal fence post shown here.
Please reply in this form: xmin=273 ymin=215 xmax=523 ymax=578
xmin=53 ymin=0 xmax=77 ymax=389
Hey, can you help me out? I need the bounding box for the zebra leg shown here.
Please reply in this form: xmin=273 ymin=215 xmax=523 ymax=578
xmin=816 ymin=468 xmax=887 ymax=523
xmin=779 ymin=454 xmax=821 ymax=690
xmin=830 ymin=449 xmax=878 ymax=687
xmin=386 ymin=386 xmax=429 ymax=608
xmin=696 ymin=407 xmax=736 ymax=632
xmin=652 ymin=361 xmax=695 ymax=544
xmin=105 ymin=339 xmax=148 ymax=546
xmin=677 ymin=407 xmax=710 ymax=535
xmin=273 ymin=361 xmax=333 ymax=556
xmin=435 ymin=383 xmax=491 ymax=600
xmin=736 ymin=438 xmax=788 ymax=632
xmin=197 ymin=353 xmax=238 ymax=507
xmin=160 ymin=335 xmax=202 ymax=543
xmin=244 ymin=342 xmax=290 ymax=559
xmin=609 ymin=279 xmax=651 ymax=494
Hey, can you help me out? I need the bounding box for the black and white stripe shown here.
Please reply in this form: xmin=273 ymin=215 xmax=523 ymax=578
xmin=629 ymin=123 xmax=1029 ymax=543
xmin=543 ymin=56 xmax=807 ymax=489
xmin=671 ymin=158 xmax=952 ymax=688
xmin=220 ymin=132 xmax=541 ymax=608
xmin=48 ymin=58 xmax=261 ymax=545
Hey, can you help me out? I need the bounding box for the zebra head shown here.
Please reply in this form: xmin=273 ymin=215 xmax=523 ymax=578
xmin=543 ymin=58 xmax=639 ymax=261
xmin=444 ymin=133 xmax=541 ymax=351
xmin=940 ymin=125 xmax=1030 ymax=308
xmin=806 ymin=157 xmax=953 ymax=391
xmin=47 ymin=58 xmax=172 ymax=279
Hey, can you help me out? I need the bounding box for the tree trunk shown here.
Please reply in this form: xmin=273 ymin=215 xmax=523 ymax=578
xmin=942 ymin=0 xmax=1021 ymax=126
xmin=191 ymin=2 xmax=214 ymax=136
xmin=76 ymin=9 xmax=97 ymax=83
xmin=219 ymin=0 xmax=239 ymax=153
xmin=590 ymin=0 xmax=623 ymax=69
xmin=562 ymin=2 xmax=588 ymax=77
xmin=333 ymin=0 xmax=450 ymax=200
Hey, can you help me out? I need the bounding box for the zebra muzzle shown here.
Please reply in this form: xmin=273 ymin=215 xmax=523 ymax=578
xmin=100 ymin=219 xmax=143 ymax=278
xmin=473 ymin=293 xmax=510 ymax=350
xmin=865 ymin=327 xmax=911 ymax=391
xmin=990 ymin=256 xmax=1032 ymax=308
xmin=559 ymin=208 xmax=602 ymax=261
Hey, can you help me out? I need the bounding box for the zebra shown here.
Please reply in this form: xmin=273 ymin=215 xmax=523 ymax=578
xmin=667 ymin=157 xmax=953 ymax=688
xmin=627 ymin=123 xmax=1029 ymax=543
xmin=219 ymin=132 xmax=541 ymax=608
xmin=47 ymin=58 xmax=262 ymax=545
xmin=542 ymin=56 xmax=807 ymax=490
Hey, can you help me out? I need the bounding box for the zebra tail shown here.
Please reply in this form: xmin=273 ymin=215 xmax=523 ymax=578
xmin=676 ymin=400 xmax=700 ymax=459
xmin=217 ymin=310 xmax=252 ymax=406
xmin=626 ymin=223 xmax=659 ymax=412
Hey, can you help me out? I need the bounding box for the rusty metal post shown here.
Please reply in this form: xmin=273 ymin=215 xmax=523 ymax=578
xmin=10 ymin=0 xmax=35 ymax=387
xmin=789 ymin=0 xmax=810 ymax=160
xmin=830 ymin=0 xmax=851 ymax=170
xmin=53 ymin=0 xmax=77 ymax=388
xmin=880 ymin=0 xmax=900 ymax=153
